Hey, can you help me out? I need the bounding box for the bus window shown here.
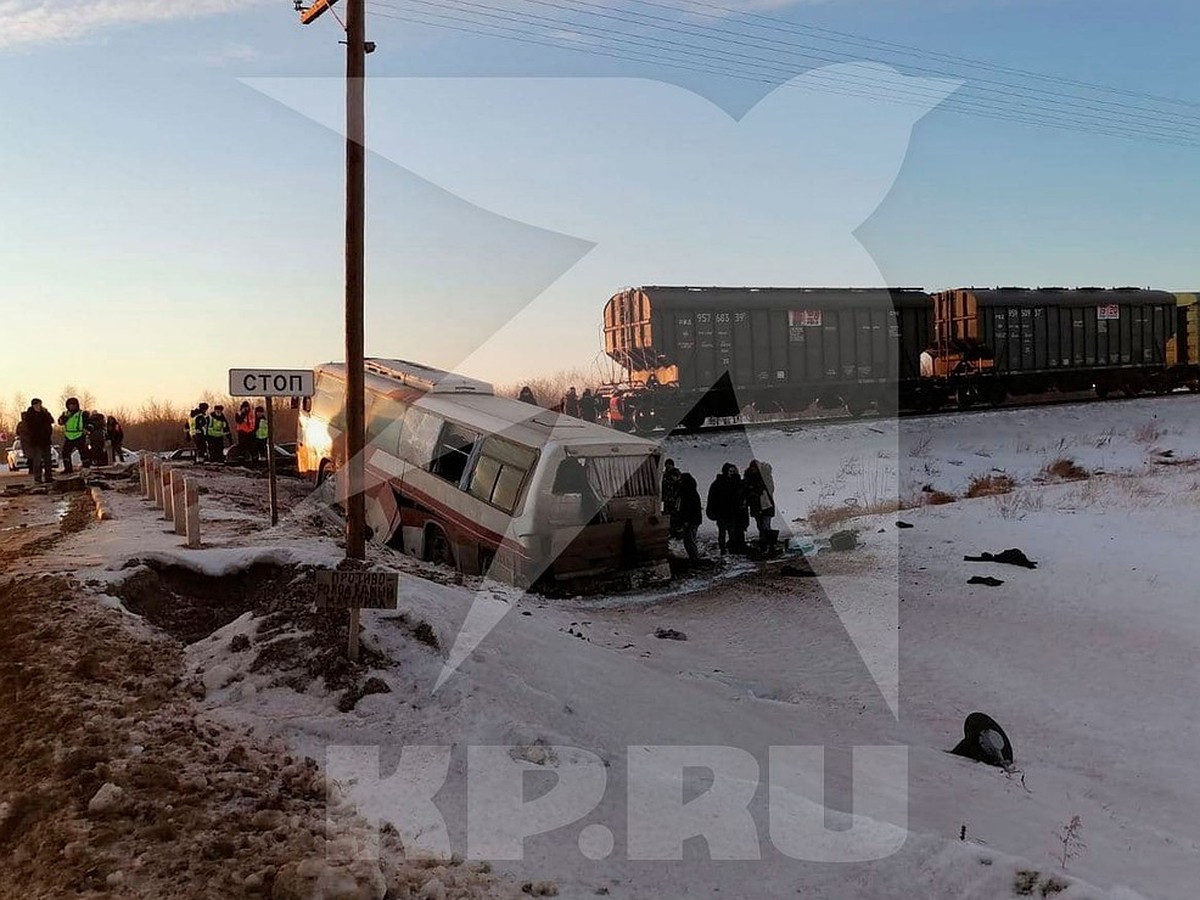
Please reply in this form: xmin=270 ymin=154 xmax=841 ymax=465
xmin=312 ymin=376 xmax=345 ymax=425
xmin=398 ymin=406 xmax=442 ymax=466
xmin=551 ymin=457 xmax=605 ymax=524
xmin=467 ymin=437 xmax=537 ymax=513
xmin=431 ymin=422 xmax=479 ymax=484
xmin=367 ymin=397 xmax=406 ymax=446
xmin=587 ymin=455 xmax=658 ymax=498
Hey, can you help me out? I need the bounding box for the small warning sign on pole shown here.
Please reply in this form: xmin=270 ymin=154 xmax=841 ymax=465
xmin=315 ymin=570 xmax=399 ymax=610
xmin=316 ymin=569 xmax=399 ymax=661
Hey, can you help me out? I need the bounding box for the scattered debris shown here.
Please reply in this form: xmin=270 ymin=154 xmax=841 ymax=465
xmin=964 ymin=548 xmax=1037 ymax=569
xmin=653 ymin=628 xmax=688 ymax=641
xmin=950 ymin=712 xmax=1013 ymax=768
xmin=780 ymin=564 xmax=817 ymax=578
xmin=829 ymin=530 xmax=858 ymax=551
xmin=896 ymin=521 xmax=914 ymax=529
xmin=968 ymin=576 xmax=1005 ymax=587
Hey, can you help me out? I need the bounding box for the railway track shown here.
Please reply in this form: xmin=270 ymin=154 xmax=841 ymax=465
xmin=654 ymin=386 xmax=1199 ymax=438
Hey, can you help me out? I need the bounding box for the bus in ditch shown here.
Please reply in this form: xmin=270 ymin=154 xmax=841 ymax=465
xmin=297 ymin=359 xmax=671 ymax=591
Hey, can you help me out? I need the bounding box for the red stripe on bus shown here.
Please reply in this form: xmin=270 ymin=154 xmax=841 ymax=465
xmin=364 ymin=457 xmax=535 ymax=560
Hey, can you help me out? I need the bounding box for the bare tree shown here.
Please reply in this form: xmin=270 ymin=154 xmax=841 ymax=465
xmin=58 ymin=385 xmax=96 ymax=411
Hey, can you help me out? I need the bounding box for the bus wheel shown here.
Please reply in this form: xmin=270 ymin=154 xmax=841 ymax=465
xmin=425 ymin=525 xmax=455 ymax=569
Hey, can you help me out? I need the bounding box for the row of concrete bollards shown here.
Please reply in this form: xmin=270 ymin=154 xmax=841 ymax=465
xmin=139 ymin=455 xmax=201 ymax=548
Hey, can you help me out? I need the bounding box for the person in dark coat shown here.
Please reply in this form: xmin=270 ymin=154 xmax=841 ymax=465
xmin=579 ymin=388 xmax=597 ymax=423
xmin=192 ymin=403 xmax=210 ymax=461
xmin=87 ymin=411 xmax=108 ymax=466
xmin=563 ymin=387 xmax=580 ymax=418
xmin=518 ymin=386 xmax=538 ymax=405
xmin=705 ymin=463 xmax=748 ymax=554
xmin=661 ymin=458 xmax=682 ymax=535
xmin=676 ymin=472 xmax=703 ymax=560
xmin=20 ymin=398 xmax=55 ymax=483
xmin=106 ymin=415 xmax=124 ymax=464
xmin=743 ymin=459 xmax=776 ymax=541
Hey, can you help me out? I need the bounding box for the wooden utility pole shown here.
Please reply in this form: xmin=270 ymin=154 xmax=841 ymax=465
xmin=300 ymin=0 xmax=367 ymax=561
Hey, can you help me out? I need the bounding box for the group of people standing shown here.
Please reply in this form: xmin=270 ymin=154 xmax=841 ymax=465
xmin=661 ymin=458 xmax=776 ymax=559
xmin=186 ymin=401 xmax=268 ymax=464
xmin=17 ymin=397 xmax=124 ymax=481
xmin=518 ymin=385 xmax=604 ymax=424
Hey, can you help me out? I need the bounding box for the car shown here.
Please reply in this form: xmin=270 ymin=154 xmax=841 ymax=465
xmin=160 ymin=444 xmax=296 ymax=473
xmin=5 ymin=439 xmax=62 ymax=473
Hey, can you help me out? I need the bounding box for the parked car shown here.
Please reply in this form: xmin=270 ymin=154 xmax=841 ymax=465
xmin=5 ymin=440 xmax=62 ymax=473
xmin=160 ymin=444 xmax=296 ymax=473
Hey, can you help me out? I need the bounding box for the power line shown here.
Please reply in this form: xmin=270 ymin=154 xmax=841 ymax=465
xmin=649 ymin=0 xmax=1200 ymax=113
xmin=543 ymin=0 xmax=1200 ymax=131
xmin=366 ymin=0 xmax=1200 ymax=147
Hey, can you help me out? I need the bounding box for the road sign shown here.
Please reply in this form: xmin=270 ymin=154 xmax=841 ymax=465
xmin=315 ymin=570 xmax=399 ymax=610
xmin=228 ymin=369 xmax=315 ymax=398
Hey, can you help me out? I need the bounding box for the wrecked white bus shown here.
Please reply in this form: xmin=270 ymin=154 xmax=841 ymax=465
xmin=297 ymin=359 xmax=671 ymax=590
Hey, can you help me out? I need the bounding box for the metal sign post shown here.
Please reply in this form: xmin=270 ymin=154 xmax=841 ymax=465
xmin=265 ymin=399 xmax=278 ymax=526
xmin=229 ymin=368 xmax=314 ymax=530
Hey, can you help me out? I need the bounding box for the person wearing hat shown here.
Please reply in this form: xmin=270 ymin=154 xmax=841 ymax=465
xmin=58 ymin=397 xmax=90 ymax=474
xmin=21 ymin=398 xmax=55 ymax=483
xmin=234 ymin=401 xmax=257 ymax=463
xmin=192 ymin=403 xmax=210 ymax=462
xmin=204 ymin=404 xmax=231 ymax=464
xmin=253 ymin=405 xmax=269 ymax=462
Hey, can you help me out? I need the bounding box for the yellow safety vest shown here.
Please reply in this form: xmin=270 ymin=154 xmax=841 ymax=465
xmin=63 ymin=411 xmax=86 ymax=440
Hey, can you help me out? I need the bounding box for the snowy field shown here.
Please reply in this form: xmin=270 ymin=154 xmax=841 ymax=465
xmin=21 ymin=394 xmax=1200 ymax=899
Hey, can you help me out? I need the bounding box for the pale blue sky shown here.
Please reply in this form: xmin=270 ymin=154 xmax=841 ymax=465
xmin=1 ymin=0 xmax=1198 ymax=410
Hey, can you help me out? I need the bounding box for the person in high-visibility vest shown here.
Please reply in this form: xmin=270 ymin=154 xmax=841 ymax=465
xmin=234 ymin=401 xmax=257 ymax=464
xmin=204 ymin=404 xmax=231 ymax=464
xmin=254 ymin=406 xmax=269 ymax=463
xmin=57 ymin=397 xmax=90 ymax=474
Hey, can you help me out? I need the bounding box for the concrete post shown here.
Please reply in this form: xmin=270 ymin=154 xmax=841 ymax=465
xmin=144 ymin=457 xmax=156 ymax=500
xmin=153 ymin=460 xmax=165 ymax=509
xmin=171 ymin=470 xmax=187 ymax=536
xmin=138 ymin=456 xmax=147 ymax=495
xmin=184 ymin=477 xmax=201 ymax=549
xmin=162 ymin=465 xmax=174 ymax=521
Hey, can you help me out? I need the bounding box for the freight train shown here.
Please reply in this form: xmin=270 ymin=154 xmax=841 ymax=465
xmin=602 ymin=286 xmax=1200 ymax=430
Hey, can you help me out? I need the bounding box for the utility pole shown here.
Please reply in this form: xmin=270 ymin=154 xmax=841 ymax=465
xmin=299 ymin=0 xmax=369 ymax=561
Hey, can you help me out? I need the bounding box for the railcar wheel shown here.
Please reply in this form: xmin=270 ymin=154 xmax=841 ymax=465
xmin=1094 ymin=384 xmax=1110 ymax=400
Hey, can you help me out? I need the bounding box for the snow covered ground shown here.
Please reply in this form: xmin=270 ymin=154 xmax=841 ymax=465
xmin=24 ymin=394 xmax=1200 ymax=899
